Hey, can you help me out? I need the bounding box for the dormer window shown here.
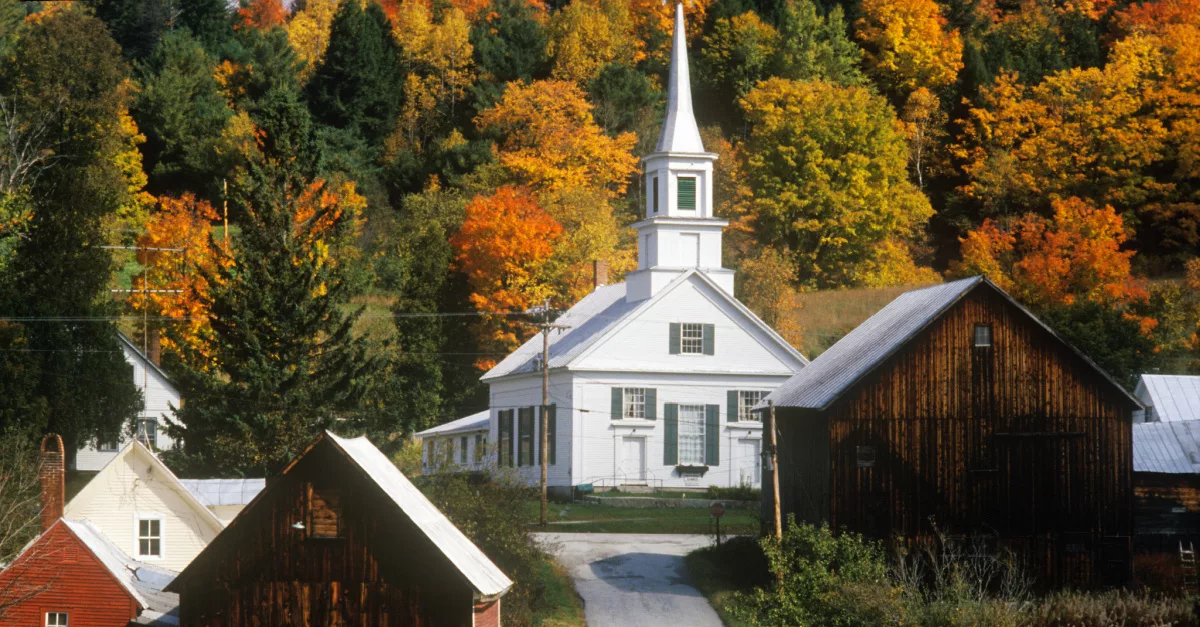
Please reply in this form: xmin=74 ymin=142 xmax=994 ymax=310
xmin=677 ymin=176 xmax=696 ymax=211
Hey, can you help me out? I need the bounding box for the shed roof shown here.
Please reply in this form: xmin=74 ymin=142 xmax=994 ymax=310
xmin=178 ymin=479 xmax=265 ymax=507
xmin=1135 ymin=375 xmax=1200 ymax=423
xmin=414 ymin=410 xmax=490 ymax=439
xmin=1133 ymin=420 xmax=1200 ymax=474
xmin=63 ymin=519 xmax=179 ymax=618
xmin=759 ymin=277 xmax=1140 ymax=412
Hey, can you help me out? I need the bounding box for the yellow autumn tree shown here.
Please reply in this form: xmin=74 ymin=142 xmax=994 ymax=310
xmin=475 ymin=79 xmax=637 ymax=196
xmin=737 ymin=246 xmax=804 ymax=348
xmin=539 ymin=187 xmax=636 ymax=304
xmin=547 ymin=0 xmax=619 ymax=84
xmin=855 ymin=0 xmax=963 ymax=94
xmin=287 ymin=0 xmax=340 ymax=81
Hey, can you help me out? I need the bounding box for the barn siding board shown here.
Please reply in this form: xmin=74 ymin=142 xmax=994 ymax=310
xmin=777 ymin=286 xmax=1135 ymax=587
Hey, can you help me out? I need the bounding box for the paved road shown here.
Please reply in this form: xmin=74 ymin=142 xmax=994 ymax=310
xmin=535 ymin=533 xmax=722 ymax=627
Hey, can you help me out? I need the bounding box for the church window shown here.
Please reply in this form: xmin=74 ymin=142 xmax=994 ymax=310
xmin=652 ymin=176 xmax=659 ymax=213
xmin=681 ymin=323 xmax=704 ymax=354
xmin=677 ymin=176 xmax=696 ymax=211
xmin=678 ymin=405 xmax=706 ymax=464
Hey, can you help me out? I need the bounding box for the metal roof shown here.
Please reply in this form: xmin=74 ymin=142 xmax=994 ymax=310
xmin=324 ymin=432 xmax=513 ymax=598
xmin=415 ymin=410 xmax=490 ymax=439
xmin=63 ymin=519 xmax=180 ymax=618
xmin=1133 ymin=420 xmax=1200 ymax=474
xmin=178 ymin=479 xmax=266 ymax=507
xmin=758 ymin=277 xmax=1140 ymax=412
xmin=1135 ymin=375 xmax=1200 ymax=422
xmin=655 ymin=2 xmax=705 ymax=154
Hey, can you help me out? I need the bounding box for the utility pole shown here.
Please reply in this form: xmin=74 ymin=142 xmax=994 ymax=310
xmin=768 ymin=400 xmax=782 ymax=543
xmin=528 ymin=300 xmax=569 ymax=527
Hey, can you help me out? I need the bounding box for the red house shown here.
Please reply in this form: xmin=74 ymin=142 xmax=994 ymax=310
xmin=166 ymin=431 xmax=513 ymax=626
xmin=0 ymin=435 xmax=179 ymax=626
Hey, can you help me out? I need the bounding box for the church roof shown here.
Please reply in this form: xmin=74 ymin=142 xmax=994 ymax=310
xmin=655 ymin=2 xmax=705 ymax=154
xmin=482 ymin=270 xmax=807 ymax=381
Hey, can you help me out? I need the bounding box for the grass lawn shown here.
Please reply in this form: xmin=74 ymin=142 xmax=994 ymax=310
xmin=531 ymin=558 xmax=586 ymax=627
xmin=526 ymin=500 xmax=758 ymax=535
xmin=684 ymin=537 xmax=771 ymax=627
xmin=789 ymin=282 xmax=937 ymax=357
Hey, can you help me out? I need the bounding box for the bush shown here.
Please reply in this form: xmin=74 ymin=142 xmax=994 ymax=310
xmin=707 ymin=479 xmax=761 ymax=502
xmin=1025 ymin=589 xmax=1197 ymax=627
xmin=415 ymin=469 xmax=550 ymax=626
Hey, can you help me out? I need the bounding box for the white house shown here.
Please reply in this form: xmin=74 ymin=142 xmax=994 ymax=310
xmin=64 ymin=440 xmax=229 ymax=572
xmin=75 ymin=332 xmax=182 ymax=471
xmin=1134 ymin=374 xmax=1200 ymax=423
xmin=415 ymin=410 xmax=491 ymax=472
xmin=473 ymin=3 xmax=808 ymax=496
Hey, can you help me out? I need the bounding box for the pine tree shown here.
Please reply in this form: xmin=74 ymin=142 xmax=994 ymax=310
xmin=168 ymin=89 xmax=377 ymax=476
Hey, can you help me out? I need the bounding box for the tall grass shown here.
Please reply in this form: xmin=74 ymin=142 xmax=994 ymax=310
xmin=788 ymin=283 xmax=938 ymax=357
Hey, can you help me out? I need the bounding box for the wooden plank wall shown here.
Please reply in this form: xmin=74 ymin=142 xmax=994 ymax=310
xmin=175 ymin=443 xmax=475 ymax=626
xmin=1134 ymin=473 xmax=1200 ymax=540
xmin=781 ymin=286 xmax=1134 ymax=587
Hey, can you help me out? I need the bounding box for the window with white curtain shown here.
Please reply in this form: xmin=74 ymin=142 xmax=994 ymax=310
xmin=678 ymin=405 xmax=705 ymax=465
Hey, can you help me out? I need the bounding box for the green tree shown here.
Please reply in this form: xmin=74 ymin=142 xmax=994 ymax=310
xmin=178 ymin=0 xmax=236 ymax=54
xmin=0 ymin=8 xmax=142 ymax=457
xmin=135 ymin=30 xmax=233 ymax=198
xmin=306 ymin=0 xmax=405 ymax=144
xmin=774 ymin=0 xmax=865 ymax=86
xmin=741 ymin=78 xmax=933 ymax=288
xmin=92 ymin=0 xmax=175 ymax=61
xmin=588 ymin=64 xmax=660 ymax=140
xmin=469 ymin=0 xmax=549 ymax=109
xmin=168 ymin=90 xmax=377 ymax=475
xmin=700 ymin=11 xmax=780 ymax=101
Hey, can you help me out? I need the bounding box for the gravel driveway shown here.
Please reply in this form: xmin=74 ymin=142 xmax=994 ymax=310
xmin=534 ymin=532 xmax=722 ymax=627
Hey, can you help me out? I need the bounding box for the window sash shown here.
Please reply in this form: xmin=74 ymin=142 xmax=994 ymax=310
xmin=737 ymin=391 xmax=766 ymax=421
xmin=681 ymin=323 xmax=703 ymax=354
xmin=137 ymin=419 xmax=158 ymax=449
xmin=46 ymin=613 xmax=68 ymax=627
xmin=678 ymin=405 xmax=705 ymax=465
xmin=138 ymin=518 xmax=161 ymax=557
xmin=459 ymin=436 xmax=467 ymax=464
xmin=97 ymin=432 xmax=119 ymax=452
xmin=974 ymin=324 xmax=993 ymax=347
xmin=622 ymin=388 xmax=646 ymax=419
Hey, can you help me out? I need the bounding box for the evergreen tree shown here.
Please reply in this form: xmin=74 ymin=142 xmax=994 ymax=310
xmin=178 ymin=0 xmax=236 ymax=54
xmin=168 ymin=89 xmax=377 ymax=476
xmin=470 ymin=0 xmax=549 ymax=109
xmin=775 ymin=0 xmax=864 ymax=86
xmin=306 ymin=0 xmax=405 ymax=145
xmin=92 ymin=0 xmax=174 ymax=62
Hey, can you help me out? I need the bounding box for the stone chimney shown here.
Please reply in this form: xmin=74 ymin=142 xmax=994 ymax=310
xmin=39 ymin=434 xmax=64 ymax=532
xmin=147 ymin=328 xmax=162 ymax=366
xmin=593 ymin=259 xmax=609 ymax=290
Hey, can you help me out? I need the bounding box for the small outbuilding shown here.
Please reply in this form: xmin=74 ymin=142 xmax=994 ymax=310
xmin=761 ymin=277 xmax=1141 ymax=587
xmin=1134 ymin=374 xmax=1200 ymax=423
xmin=166 ymin=431 xmax=512 ymax=626
xmin=1132 ymin=419 xmax=1200 ymax=546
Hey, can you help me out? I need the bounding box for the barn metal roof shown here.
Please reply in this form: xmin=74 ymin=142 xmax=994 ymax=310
xmin=1135 ymin=375 xmax=1200 ymax=423
xmin=178 ymin=479 xmax=266 ymax=507
xmin=63 ymin=519 xmax=179 ymax=619
xmin=414 ymin=410 xmax=490 ymax=439
xmin=758 ymin=276 xmax=1140 ymax=412
xmin=1133 ymin=420 xmax=1200 ymax=474
xmin=324 ymin=432 xmax=513 ymax=598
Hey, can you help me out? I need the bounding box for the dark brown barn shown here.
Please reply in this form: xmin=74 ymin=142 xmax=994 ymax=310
xmin=761 ymin=277 xmax=1141 ymax=587
xmin=1132 ymin=420 xmax=1200 ymax=548
xmin=166 ymin=431 xmax=512 ymax=626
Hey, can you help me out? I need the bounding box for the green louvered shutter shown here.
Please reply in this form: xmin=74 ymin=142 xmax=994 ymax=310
xmin=547 ymin=404 xmax=557 ymax=465
xmin=705 ymin=404 xmax=719 ymax=465
xmin=669 ymin=323 xmax=681 ymax=354
xmin=677 ymin=177 xmax=696 ymax=210
xmin=664 ymin=403 xmax=678 ymax=465
xmin=612 ymin=387 xmax=623 ymax=420
xmin=727 ymin=390 xmax=739 ymax=423
xmin=703 ymin=324 xmax=715 ymax=355
xmin=645 ymin=388 xmax=657 ymax=421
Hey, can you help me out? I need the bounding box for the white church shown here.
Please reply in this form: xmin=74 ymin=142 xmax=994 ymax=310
xmin=418 ymin=3 xmax=808 ymax=493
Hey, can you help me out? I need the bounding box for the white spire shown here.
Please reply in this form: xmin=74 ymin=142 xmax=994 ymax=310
xmin=655 ymin=2 xmax=705 ymax=154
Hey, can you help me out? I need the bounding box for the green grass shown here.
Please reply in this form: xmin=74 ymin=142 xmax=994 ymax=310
xmin=531 ymin=559 xmax=586 ymax=627
xmin=526 ymin=500 xmax=757 ymax=534
xmin=789 ymin=282 xmax=939 ymax=357
xmin=684 ymin=537 xmax=772 ymax=627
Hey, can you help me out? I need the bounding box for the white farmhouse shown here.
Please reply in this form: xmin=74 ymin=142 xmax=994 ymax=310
xmin=474 ymin=3 xmax=808 ymax=496
xmin=75 ymin=332 xmax=182 ymax=471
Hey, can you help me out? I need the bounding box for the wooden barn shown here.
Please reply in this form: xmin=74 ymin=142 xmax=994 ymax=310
xmin=761 ymin=277 xmax=1141 ymax=587
xmin=1132 ymin=420 xmax=1200 ymax=548
xmin=166 ymin=431 xmax=512 ymax=627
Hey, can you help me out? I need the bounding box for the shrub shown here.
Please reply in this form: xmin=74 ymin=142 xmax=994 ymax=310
xmin=1025 ymin=589 xmax=1197 ymax=627
xmin=707 ymin=479 xmax=761 ymax=502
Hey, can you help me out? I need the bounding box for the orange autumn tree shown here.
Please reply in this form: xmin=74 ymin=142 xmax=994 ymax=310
xmin=238 ymin=0 xmax=288 ymax=30
xmin=450 ymin=186 xmax=563 ymax=367
xmin=952 ymin=197 xmax=1148 ymax=310
xmin=130 ymin=194 xmax=225 ymax=364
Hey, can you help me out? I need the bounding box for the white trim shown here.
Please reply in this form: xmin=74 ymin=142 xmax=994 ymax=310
xmin=726 ymin=422 xmax=762 ymax=430
xmin=133 ymin=512 xmax=165 ymax=561
xmin=609 ymin=419 xmax=658 ymax=428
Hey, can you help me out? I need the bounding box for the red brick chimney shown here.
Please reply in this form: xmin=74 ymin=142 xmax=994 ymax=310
xmin=147 ymin=328 xmax=162 ymax=366
xmin=40 ymin=434 xmax=64 ymax=532
xmin=593 ymin=259 xmax=609 ymax=290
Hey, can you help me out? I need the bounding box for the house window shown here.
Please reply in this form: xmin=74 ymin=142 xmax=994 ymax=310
xmin=974 ymin=324 xmax=993 ymax=348
xmin=857 ymin=446 xmax=876 ymax=468
xmin=137 ymin=419 xmax=157 ymax=450
xmin=681 ymin=323 xmax=704 ymax=354
xmin=499 ymin=410 xmax=514 ymax=467
xmin=474 ymin=434 xmax=485 ymax=462
xmin=307 ymin=484 xmax=342 ymax=538
xmin=45 ymin=613 xmax=68 ymax=627
xmin=678 ymin=405 xmax=706 ymax=465
xmin=97 ymin=432 xmax=118 ymax=452
xmin=738 ymin=391 xmax=767 ymax=421
xmin=652 ymin=176 xmax=659 ymax=213
xmin=622 ymin=388 xmax=646 ymax=419
xmin=677 ymin=176 xmax=696 ymax=211
xmin=137 ymin=518 xmax=162 ymax=558
xmin=460 ymin=436 xmax=468 ymax=464
xmin=518 ymin=407 xmax=534 ymax=466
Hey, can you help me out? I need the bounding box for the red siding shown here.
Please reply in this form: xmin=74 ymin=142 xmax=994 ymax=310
xmin=473 ymin=598 xmax=500 ymax=627
xmin=0 ymin=522 xmax=139 ymax=626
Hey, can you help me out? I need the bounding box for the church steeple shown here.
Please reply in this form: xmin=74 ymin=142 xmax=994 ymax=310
xmin=656 ymin=2 xmax=704 ymax=154
xmin=626 ymin=2 xmax=734 ymax=302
